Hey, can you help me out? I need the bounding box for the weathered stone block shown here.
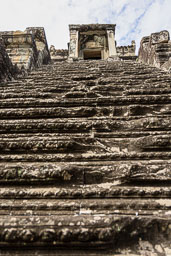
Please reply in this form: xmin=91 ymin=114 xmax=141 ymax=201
xmin=138 ymin=30 xmax=171 ymax=70
xmin=1 ymin=31 xmax=37 ymax=70
xmin=0 ymin=39 xmax=15 ymax=81
xmin=0 ymin=27 xmax=50 ymax=71
xmin=26 ymin=27 xmax=50 ymax=65
xmin=50 ymin=46 xmax=68 ymax=61
xmin=116 ymin=40 xmax=136 ymax=58
xmin=151 ymin=30 xmax=170 ymax=45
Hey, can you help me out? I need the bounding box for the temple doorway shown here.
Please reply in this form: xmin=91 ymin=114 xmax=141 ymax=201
xmin=84 ymin=50 xmax=102 ymax=60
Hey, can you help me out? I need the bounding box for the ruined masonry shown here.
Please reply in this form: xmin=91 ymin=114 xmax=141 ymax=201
xmin=0 ymin=24 xmax=171 ymax=255
xmin=50 ymin=24 xmax=136 ymax=62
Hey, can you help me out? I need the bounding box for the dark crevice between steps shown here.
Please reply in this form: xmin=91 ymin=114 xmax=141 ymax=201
xmin=121 ymin=180 xmax=171 ymax=187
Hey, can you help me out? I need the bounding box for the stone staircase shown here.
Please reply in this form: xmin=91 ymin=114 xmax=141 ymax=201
xmin=0 ymin=60 xmax=171 ymax=255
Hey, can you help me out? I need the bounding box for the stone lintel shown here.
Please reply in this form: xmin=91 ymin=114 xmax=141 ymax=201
xmin=69 ymin=24 xmax=116 ymax=33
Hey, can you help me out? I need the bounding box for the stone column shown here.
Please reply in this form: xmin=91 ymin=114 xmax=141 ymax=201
xmin=107 ymin=29 xmax=117 ymax=57
xmin=69 ymin=29 xmax=79 ymax=59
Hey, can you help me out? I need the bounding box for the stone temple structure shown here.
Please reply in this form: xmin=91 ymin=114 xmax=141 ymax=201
xmin=50 ymin=24 xmax=136 ymax=62
xmin=0 ymin=24 xmax=171 ymax=255
xmin=68 ymin=24 xmax=117 ymax=60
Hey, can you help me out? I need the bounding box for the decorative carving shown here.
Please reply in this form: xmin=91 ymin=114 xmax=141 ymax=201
xmin=69 ymin=24 xmax=117 ymax=60
xmin=70 ymin=39 xmax=76 ymax=55
xmin=0 ymin=27 xmax=50 ymax=70
xmin=0 ymin=218 xmax=170 ymax=250
xmin=117 ymin=40 xmax=136 ymax=57
xmin=138 ymin=30 xmax=171 ymax=70
xmin=80 ymin=34 xmax=104 ymax=50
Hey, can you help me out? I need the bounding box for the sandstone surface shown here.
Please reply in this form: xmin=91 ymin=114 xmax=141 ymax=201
xmin=138 ymin=30 xmax=171 ymax=71
xmin=0 ymin=24 xmax=171 ymax=255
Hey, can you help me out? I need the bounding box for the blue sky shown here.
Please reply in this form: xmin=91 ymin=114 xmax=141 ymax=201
xmin=0 ymin=0 xmax=171 ymax=52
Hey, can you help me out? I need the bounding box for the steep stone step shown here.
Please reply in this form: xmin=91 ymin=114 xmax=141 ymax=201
xmin=0 ymin=117 xmax=170 ymax=133
xmin=0 ymin=250 xmax=118 ymax=256
xmin=0 ymin=198 xmax=170 ymax=216
xmin=0 ymin=95 xmax=170 ymax=108
xmin=0 ymin=130 xmax=171 ymax=140
xmin=125 ymin=88 xmax=171 ymax=95
xmin=0 ymin=104 xmax=170 ymax=118
xmin=0 ymin=135 xmax=170 ymax=154
xmin=0 ymin=152 xmax=171 ymax=162
xmin=0 ymin=214 xmax=169 ymax=249
xmin=1 ymin=88 xmax=171 ymax=100
xmin=3 ymin=81 xmax=171 ymax=94
xmin=0 ymin=161 xmax=170 ymax=184
xmin=0 ymin=185 xmax=170 ymax=199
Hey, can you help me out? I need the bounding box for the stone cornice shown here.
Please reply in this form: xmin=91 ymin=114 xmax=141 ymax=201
xmin=69 ymin=24 xmax=116 ymax=32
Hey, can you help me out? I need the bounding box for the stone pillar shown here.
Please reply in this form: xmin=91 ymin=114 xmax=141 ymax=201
xmin=107 ymin=30 xmax=117 ymax=57
xmin=69 ymin=29 xmax=79 ymax=59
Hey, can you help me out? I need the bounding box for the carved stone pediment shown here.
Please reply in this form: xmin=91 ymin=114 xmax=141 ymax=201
xmin=80 ymin=34 xmax=105 ymax=50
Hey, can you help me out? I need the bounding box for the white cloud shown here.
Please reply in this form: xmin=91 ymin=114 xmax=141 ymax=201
xmin=0 ymin=0 xmax=171 ymax=52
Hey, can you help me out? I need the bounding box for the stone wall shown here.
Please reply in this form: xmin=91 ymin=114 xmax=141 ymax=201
xmin=50 ymin=46 xmax=68 ymax=61
xmin=116 ymin=40 xmax=136 ymax=58
xmin=26 ymin=27 xmax=50 ymax=66
xmin=0 ymin=38 xmax=15 ymax=81
xmin=0 ymin=27 xmax=50 ymax=71
xmin=1 ymin=31 xmax=38 ymax=70
xmin=138 ymin=30 xmax=171 ymax=71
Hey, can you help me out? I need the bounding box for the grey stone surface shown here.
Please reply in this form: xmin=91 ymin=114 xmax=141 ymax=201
xmin=0 ymin=39 xmax=15 ymax=81
xmin=138 ymin=30 xmax=171 ymax=71
xmin=0 ymin=27 xmax=50 ymax=71
xmin=50 ymin=46 xmax=68 ymax=61
xmin=0 ymin=26 xmax=171 ymax=255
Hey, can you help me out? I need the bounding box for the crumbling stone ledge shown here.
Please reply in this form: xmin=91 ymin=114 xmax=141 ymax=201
xmin=138 ymin=30 xmax=171 ymax=71
xmin=50 ymin=46 xmax=68 ymax=62
xmin=0 ymin=39 xmax=16 ymax=81
xmin=0 ymin=27 xmax=50 ymax=79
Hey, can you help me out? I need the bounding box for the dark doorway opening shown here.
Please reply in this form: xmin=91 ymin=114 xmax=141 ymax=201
xmin=84 ymin=50 xmax=101 ymax=60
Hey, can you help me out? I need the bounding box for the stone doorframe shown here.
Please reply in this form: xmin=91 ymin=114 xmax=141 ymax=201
xmin=68 ymin=24 xmax=117 ymax=60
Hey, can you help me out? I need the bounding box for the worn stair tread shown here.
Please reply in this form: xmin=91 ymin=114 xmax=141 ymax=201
xmin=0 ymin=214 xmax=169 ymax=249
xmin=0 ymin=95 xmax=171 ymax=108
xmin=0 ymin=152 xmax=171 ymax=162
xmin=0 ymin=134 xmax=170 ymax=151
xmin=0 ymin=198 xmax=170 ymax=216
xmin=0 ymin=117 xmax=170 ymax=134
xmin=0 ymin=104 xmax=171 ymax=118
xmin=0 ymin=185 xmax=170 ymax=199
xmin=0 ymin=161 xmax=170 ymax=184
